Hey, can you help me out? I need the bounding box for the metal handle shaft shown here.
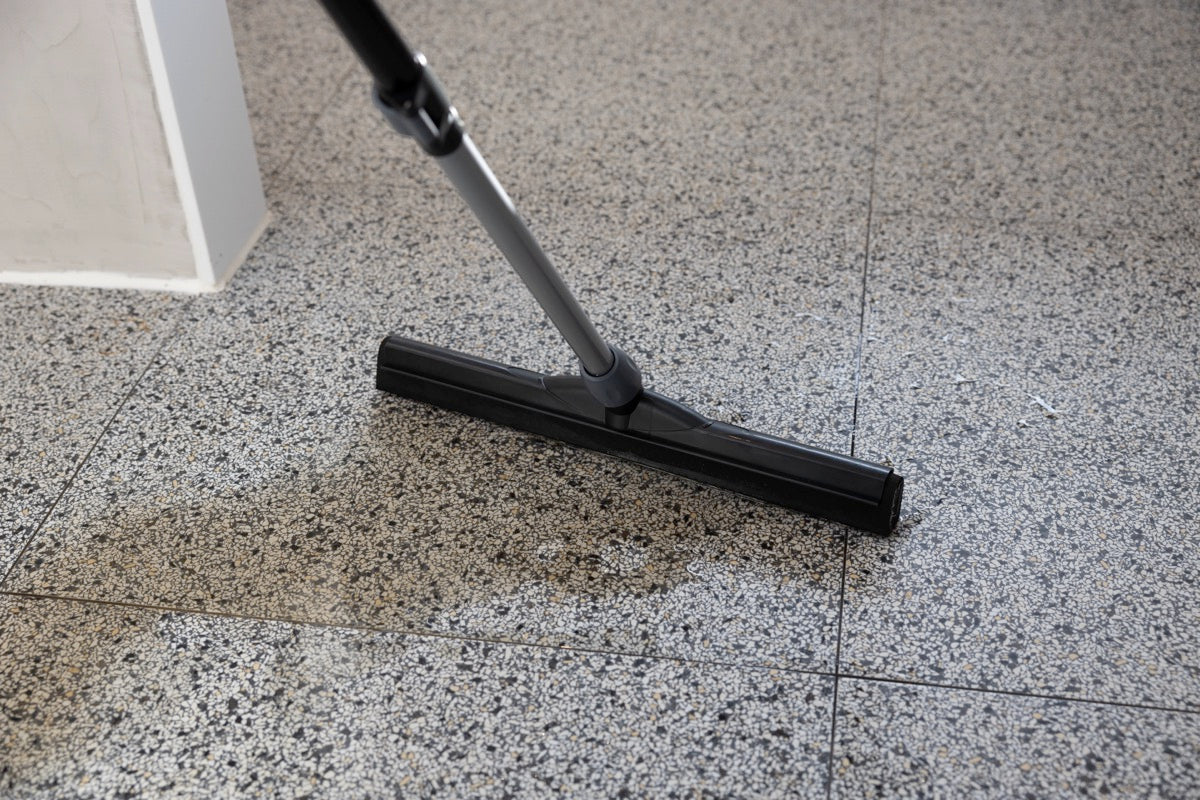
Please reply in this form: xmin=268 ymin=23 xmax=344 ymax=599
xmin=317 ymin=0 xmax=625 ymax=381
xmin=436 ymin=135 xmax=615 ymax=377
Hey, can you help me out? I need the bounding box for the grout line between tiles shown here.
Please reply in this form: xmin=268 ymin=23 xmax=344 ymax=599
xmin=825 ymin=532 xmax=851 ymax=800
xmin=830 ymin=2 xmax=889 ymax=796
xmin=847 ymin=22 xmax=887 ymax=462
xmin=263 ymin=62 xmax=359 ymax=196
xmin=0 ymin=299 xmax=195 ymax=590
xmin=872 ymin=206 xmax=1199 ymax=243
xmin=0 ymin=588 xmax=834 ymax=681
xmin=834 ymin=672 xmax=1200 ymax=717
xmin=4 ymin=587 xmax=1197 ymax=719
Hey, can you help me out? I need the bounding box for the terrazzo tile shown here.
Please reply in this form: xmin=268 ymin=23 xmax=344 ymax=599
xmin=245 ymin=0 xmax=882 ymax=447
xmin=6 ymin=0 xmax=1197 ymax=792
xmin=5 ymin=224 xmax=858 ymax=671
xmin=874 ymin=0 xmax=1200 ymax=236
xmin=280 ymin=0 xmax=882 ymax=226
xmin=224 ymin=0 xmax=356 ymax=187
xmin=0 ymin=285 xmax=179 ymax=577
xmin=841 ymin=216 xmax=1200 ymax=708
xmin=9 ymin=0 xmax=879 ymax=674
xmin=251 ymin=175 xmax=868 ymax=447
xmin=0 ymin=594 xmax=835 ymax=799
xmin=831 ymin=679 xmax=1200 ymax=798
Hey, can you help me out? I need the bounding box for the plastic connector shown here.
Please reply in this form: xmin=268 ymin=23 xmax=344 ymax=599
xmin=372 ymin=57 xmax=463 ymax=156
xmin=580 ymin=345 xmax=643 ymax=409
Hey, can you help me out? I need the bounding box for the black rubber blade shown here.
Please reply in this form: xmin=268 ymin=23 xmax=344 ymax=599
xmin=377 ymin=335 xmax=903 ymax=533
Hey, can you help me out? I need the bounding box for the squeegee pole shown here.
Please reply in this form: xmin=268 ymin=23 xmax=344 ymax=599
xmin=313 ymin=0 xmax=904 ymax=532
xmin=315 ymin=0 xmax=616 ymax=378
xmin=312 ymin=0 xmax=420 ymax=92
xmin=433 ymin=136 xmax=615 ymax=377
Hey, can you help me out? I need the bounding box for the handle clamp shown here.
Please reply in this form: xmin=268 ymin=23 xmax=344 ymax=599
xmin=373 ymin=56 xmax=463 ymax=156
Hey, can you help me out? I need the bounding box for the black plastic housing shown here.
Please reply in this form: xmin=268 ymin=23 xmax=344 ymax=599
xmin=377 ymin=335 xmax=903 ymax=534
xmin=314 ymin=0 xmax=421 ymax=92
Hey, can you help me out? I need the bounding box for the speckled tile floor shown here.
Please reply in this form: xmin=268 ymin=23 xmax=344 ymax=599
xmin=1 ymin=0 xmax=1197 ymax=797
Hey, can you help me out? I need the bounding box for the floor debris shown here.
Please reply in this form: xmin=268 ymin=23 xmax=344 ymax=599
xmin=1028 ymin=393 xmax=1063 ymax=418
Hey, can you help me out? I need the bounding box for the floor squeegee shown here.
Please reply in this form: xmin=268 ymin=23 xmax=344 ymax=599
xmin=314 ymin=0 xmax=903 ymax=533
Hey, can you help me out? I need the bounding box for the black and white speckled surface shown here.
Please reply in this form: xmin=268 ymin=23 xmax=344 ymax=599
xmin=0 ymin=287 xmax=180 ymax=576
xmin=832 ymin=679 xmax=1200 ymax=798
xmin=3 ymin=254 xmax=852 ymax=669
xmin=874 ymin=0 xmax=1199 ymax=237
xmin=843 ymin=217 xmax=1200 ymax=709
xmin=1 ymin=0 xmax=1198 ymax=796
xmin=226 ymin=0 xmax=355 ymax=189
xmin=0 ymin=596 xmax=833 ymax=798
xmin=6 ymin=0 xmax=880 ymax=674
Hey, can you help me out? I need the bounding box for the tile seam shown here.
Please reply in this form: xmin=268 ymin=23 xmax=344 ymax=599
xmin=0 ymin=298 xmax=195 ymax=590
xmin=870 ymin=206 xmax=1199 ymax=242
xmin=6 ymin=588 xmax=1194 ymax=717
xmin=0 ymin=588 xmax=837 ymax=682
xmin=829 ymin=1 xmax=890 ymax=796
xmin=264 ymin=62 xmax=360 ymax=196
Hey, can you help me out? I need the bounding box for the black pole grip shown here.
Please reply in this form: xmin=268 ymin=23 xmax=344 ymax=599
xmin=314 ymin=0 xmax=421 ymax=93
